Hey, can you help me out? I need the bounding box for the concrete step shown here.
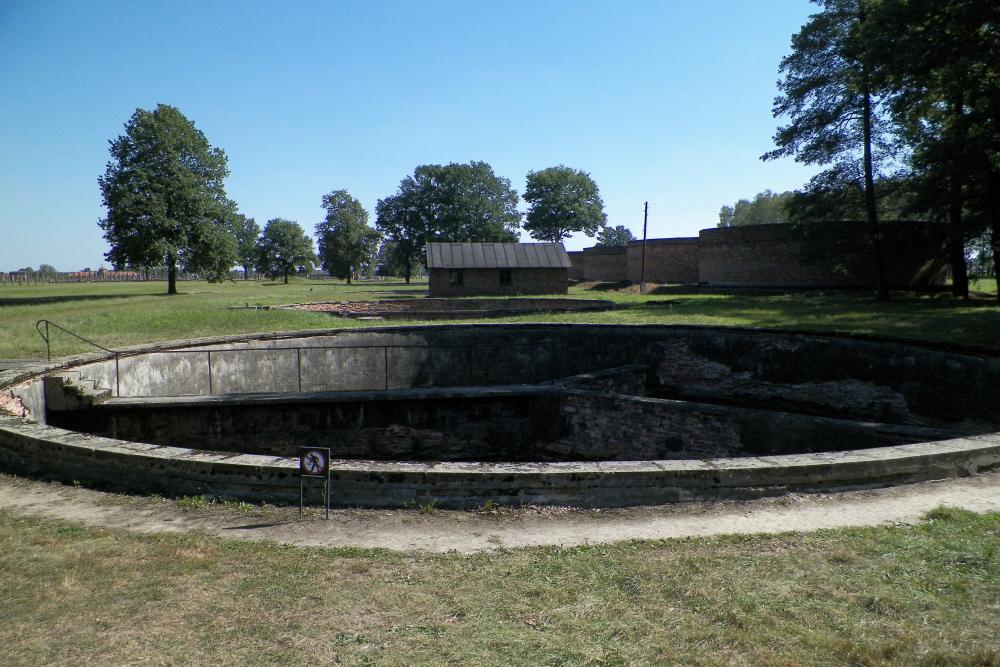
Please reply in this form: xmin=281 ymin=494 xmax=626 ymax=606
xmin=44 ymin=371 xmax=113 ymax=410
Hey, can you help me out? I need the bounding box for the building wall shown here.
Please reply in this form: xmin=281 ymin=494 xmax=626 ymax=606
xmin=429 ymin=268 xmax=568 ymax=296
xmin=698 ymin=223 xmax=948 ymax=288
xmin=565 ymin=222 xmax=948 ymax=288
xmin=567 ymin=251 xmax=585 ymax=280
xmin=569 ymin=247 xmax=628 ymax=282
xmin=626 ymin=238 xmax=700 ymax=284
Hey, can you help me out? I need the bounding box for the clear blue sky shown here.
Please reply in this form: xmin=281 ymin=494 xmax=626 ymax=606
xmin=0 ymin=0 xmax=821 ymax=272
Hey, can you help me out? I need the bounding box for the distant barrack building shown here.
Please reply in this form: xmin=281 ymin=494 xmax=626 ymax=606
xmin=567 ymin=222 xmax=950 ymax=289
xmin=426 ymin=242 xmax=571 ymax=296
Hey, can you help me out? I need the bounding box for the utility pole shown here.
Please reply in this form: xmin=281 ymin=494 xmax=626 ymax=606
xmin=639 ymin=201 xmax=648 ymax=294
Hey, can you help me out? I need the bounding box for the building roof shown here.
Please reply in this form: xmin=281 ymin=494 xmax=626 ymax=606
xmin=426 ymin=242 xmax=571 ymax=269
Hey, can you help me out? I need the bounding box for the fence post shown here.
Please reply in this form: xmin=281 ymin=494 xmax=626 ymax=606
xmin=296 ymin=348 xmax=302 ymax=392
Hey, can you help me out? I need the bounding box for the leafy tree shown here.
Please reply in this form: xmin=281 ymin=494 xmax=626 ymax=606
xmin=523 ymin=166 xmax=607 ymax=244
xmin=37 ymin=264 xmax=57 ymax=276
xmin=763 ymin=0 xmax=891 ymax=300
xmin=376 ymin=161 xmax=521 ymax=283
xmin=374 ymin=241 xmax=422 ymax=279
xmin=316 ymin=190 xmax=381 ymax=285
xmin=254 ymin=219 xmax=316 ymax=283
xmin=718 ymin=190 xmax=795 ymax=227
xmin=595 ymin=225 xmax=636 ymax=247
xmin=230 ymin=213 xmax=260 ymax=279
xmin=98 ymin=104 xmax=236 ymax=294
xmin=874 ymin=0 xmax=1000 ymax=298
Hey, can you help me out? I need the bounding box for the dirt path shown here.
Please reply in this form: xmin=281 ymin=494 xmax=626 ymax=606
xmin=1 ymin=472 xmax=998 ymax=553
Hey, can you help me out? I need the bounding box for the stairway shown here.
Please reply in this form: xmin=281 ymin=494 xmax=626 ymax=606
xmin=43 ymin=370 xmax=113 ymax=411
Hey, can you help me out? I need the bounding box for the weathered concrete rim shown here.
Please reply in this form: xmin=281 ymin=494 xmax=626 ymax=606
xmin=3 ymin=323 xmax=1000 ymax=508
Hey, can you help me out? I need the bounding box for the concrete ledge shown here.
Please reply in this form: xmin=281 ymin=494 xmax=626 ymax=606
xmin=1 ymin=414 xmax=997 ymax=508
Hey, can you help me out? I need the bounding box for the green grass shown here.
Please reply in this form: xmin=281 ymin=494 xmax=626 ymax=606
xmin=0 ymin=508 xmax=996 ymax=666
xmin=2 ymin=278 xmax=998 ymax=358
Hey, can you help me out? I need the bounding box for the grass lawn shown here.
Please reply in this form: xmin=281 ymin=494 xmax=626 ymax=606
xmin=1 ymin=507 xmax=997 ymax=666
xmin=1 ymin=277 xmax=999 ymax=358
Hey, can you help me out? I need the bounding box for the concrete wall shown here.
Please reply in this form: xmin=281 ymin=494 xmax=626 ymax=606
xmin=47 ymin=324 xmax=1000 ymax=428
xmin=626 ymin=238 xmax=701 ymax=284
xmin=50 ymin=388 xmax=564 ymax=462
xmin=2 ymin=412 xmax=997 ymax=508
xmin=428 ymin=268 xmax=567 ymax=296
xmin=51 ymin=385 xmax=954 ymax=463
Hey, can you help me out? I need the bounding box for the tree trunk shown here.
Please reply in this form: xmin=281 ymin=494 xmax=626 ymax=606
xmin=860 ymin=76 xmax=890 ymax=301
xmin=948 ymin=180 xmax=969 ymax=298
xmin=947 ymin=95 xmax=970 ymax=298
xmin=404 ymin=262 xmax=411 ymax=284
xmin=283 ymin=270 xmax=289 ymax=284
xmin=990 ymin=172 xmax=1000 ymax=303
xmin=991 ymin=223 xmax=1000 ymax=303
xmin=167 ymin=255 xmax=178 ymax=295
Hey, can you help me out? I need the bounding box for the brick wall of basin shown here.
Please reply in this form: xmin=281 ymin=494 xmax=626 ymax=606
xmin=2 ymin=323 xmax=999 ymax=508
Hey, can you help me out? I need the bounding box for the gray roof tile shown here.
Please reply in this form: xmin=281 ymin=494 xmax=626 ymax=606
xmin=426 ymin=242 xmax=571 ymax=269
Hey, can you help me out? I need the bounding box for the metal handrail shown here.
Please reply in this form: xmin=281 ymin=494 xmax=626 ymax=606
xmin=36 ymin=319 xmax=123 ymax=397
xmin=35 ymin=319 xmax=119 ymax=360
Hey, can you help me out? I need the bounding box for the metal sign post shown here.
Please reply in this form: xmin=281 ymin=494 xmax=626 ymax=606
xmin=299 ymin=446 xmax=331 ymax=519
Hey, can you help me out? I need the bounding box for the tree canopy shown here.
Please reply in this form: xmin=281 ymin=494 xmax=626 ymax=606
xmin=376 ymin=161 xmax=521 ymax=282
xmin=718 ymin=190 xmax=794 ymax=227
xmin=764 ymin=0 xmax=891 ymax=300
xmin=874 ymin=0 xmax=1000 ymax=297
xmin=522 ymin=166 xmax=607 ymax=244
xmin=595 ymin=225 xmax=636 ymax=247
xmin=254 ymin=219 xmax=316 ymax=283
xmin=98 ymin=104 xmax=237 ymax=293
xmin=230 ymin=213 xmax=260 ymax=280
xmin=316 ymin=190 xmax=381 ymax=284
xmin=374 ymin=241 xmax=422 ymax=279
xmin=766 ymin=0 xmax=1000 ymax=299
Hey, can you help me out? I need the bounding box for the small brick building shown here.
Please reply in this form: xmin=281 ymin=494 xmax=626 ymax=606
xmin=426 ymin=242 xmax=570 ymax=297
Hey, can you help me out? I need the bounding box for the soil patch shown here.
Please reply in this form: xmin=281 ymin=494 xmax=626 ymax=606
xmin=1 ymin=472 xmax=997 ymax=553
xmin=281 ymin=297 xmax=615 ymax=319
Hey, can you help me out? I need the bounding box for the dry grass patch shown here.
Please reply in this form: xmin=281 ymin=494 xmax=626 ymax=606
xmin=1 ymin=509 xmax=997 ymax=665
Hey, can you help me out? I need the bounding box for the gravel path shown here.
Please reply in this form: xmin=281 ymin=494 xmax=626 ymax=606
xmin=1 ymin=472 xmax=998 ymax=553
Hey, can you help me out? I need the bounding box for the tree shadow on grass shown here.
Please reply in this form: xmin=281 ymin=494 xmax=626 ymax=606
xmin=0 ymin=292 xmax=172 ymax=307
xmin=621 ymin=292 xmax=1000 ymax=349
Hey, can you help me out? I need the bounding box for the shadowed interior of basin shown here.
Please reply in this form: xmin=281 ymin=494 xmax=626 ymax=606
xmin=35 ymin=325 xmax=999 ymax=463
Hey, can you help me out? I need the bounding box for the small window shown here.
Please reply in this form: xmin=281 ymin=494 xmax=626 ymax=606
xmin=449 ymin=270 xmax=463 ymax=286
xmin=499 ymin=270 xmax=512 ymax=285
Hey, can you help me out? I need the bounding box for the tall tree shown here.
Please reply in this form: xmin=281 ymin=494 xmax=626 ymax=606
xmin=230 ymin=213 xmax=260 ymax=280
xmin=763 ymin=0 xmax=891 ymax=301
xmin=718 ymin=190 xmax=795 ymax=227
xmin=595 ymin=225 xmax=636 ymax=247
xmin=316 ymin=190 xmax=381 ymax=285
xmin=255 ymin=219 xmax=316 ymax=283
xmin=98 ymin=104 xmax=236 ymax=294
xmin=875 ymin=0 xmax=1000 ymax=298
xmin=376 ymin=161 xmax=521 ymax=283
xmin=522 ymin=166 xmax=607 ymax=244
